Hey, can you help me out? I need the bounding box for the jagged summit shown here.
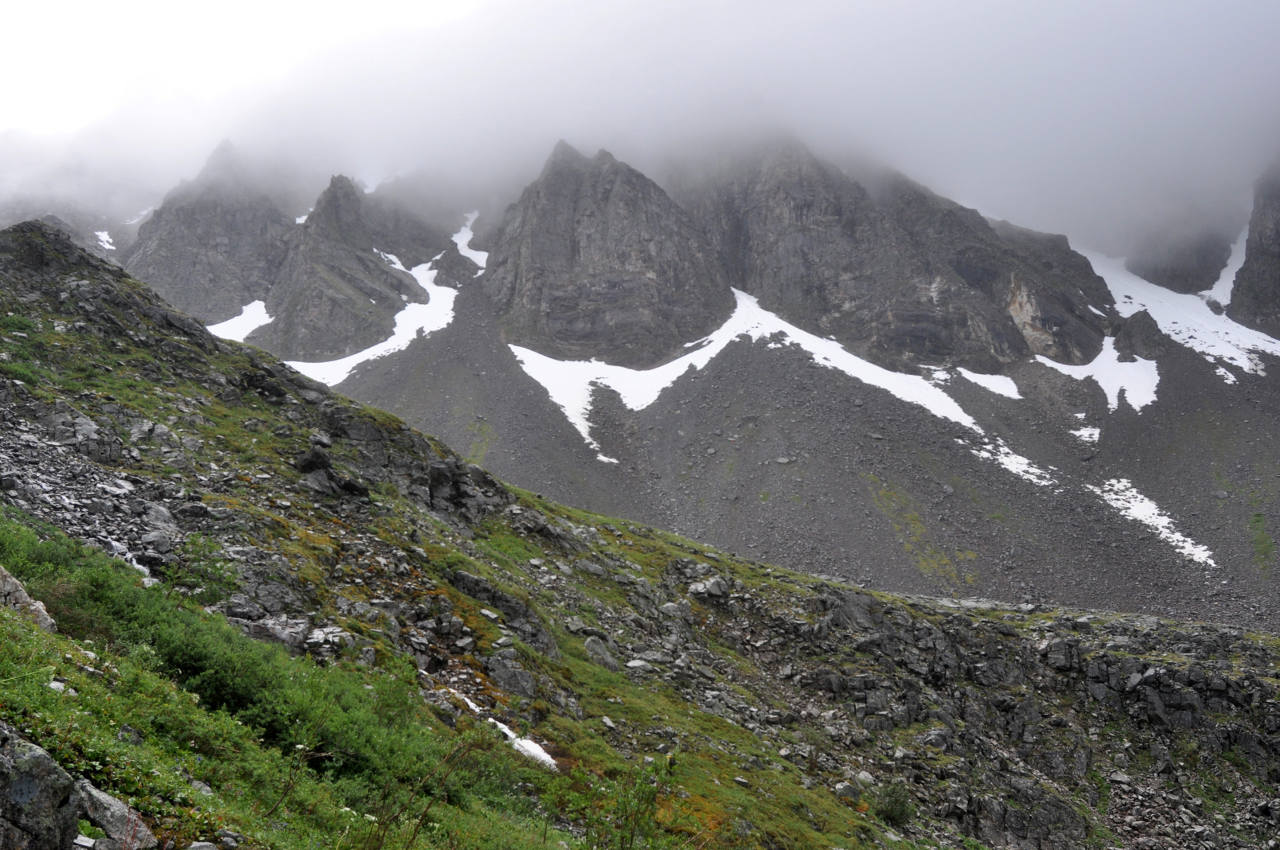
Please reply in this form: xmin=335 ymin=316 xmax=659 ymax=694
xmin=482 ymin=141 xmax=734 ymax=368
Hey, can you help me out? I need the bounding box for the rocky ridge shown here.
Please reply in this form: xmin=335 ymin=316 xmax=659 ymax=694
xmin=2 ymin=220 xmax=1280 ymax=848
xmin=481 ymin=141 xmax=735 ymax=368
xmin=1227 ymin=161 xmax=1280 ymax=335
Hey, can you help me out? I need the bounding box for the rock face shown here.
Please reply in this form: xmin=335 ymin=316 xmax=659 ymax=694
xmin=1227 ymin=162 xmax=1280 ymax=334
xmin=247 ymin=175 xmax=442 ymax=361
xmin=673 ymin=141 xmax=1111 ymax=370
xmin=0 ymin=721 xmax=79 ymax=850
xmin=482 ymin=141 xmax=734 ymax=368
xmin=124 ymin=144 xmax=462 ymax=361
xmin=123 ymin=144 xmax=294 ymax=322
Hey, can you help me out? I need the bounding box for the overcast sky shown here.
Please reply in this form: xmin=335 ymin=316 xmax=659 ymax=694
xmin=5 ymin=0 xmax=1280 ymax=251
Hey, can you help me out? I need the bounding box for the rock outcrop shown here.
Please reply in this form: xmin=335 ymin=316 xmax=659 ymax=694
xmin=0 ymin=721 xmax=79 ymax=849
xmin=482 ymin=141 xmax=734 ymax=368
xmin=1227 ymin=161 xmax=1280 ymax=334
xmin=673 ymin=141 xmax=1111 ymax=370
xmin=122 ymin=143 xmax=295 ymax=322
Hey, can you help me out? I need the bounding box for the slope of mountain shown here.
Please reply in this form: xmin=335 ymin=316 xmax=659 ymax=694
xmin=4 ymin=220 xmax=1280 ymax=850
xmin=337 ymin=141 xmax=1280 ymax=633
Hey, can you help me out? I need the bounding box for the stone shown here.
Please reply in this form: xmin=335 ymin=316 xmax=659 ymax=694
xmin=74 ymin=779 xmax=158 ymax=849
xmin=0 ymin=564 xmax=56 ymax=632
xmin=0 ymin=721 xmax=79 ymax=850
xmin=583 ymin=635 xmax=619 ymax=671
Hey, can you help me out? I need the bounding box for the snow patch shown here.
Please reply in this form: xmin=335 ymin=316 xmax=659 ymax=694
xmin=206 ymin=300 xmax=273 ymax=342
xmin=510 ymin=288 xmax=978 ymax=454
xmin=1070 ymin=426 xmax=1100 ymax=444
xmin=125 ymin=207 xmax=153 ymax=225
xmin=967 ymin=438 xmax=1057 ymax=487
xmin=957 ymin=367 xmax=1021 ymax=399
xmin=443 ymin=689 xmax=556 ymax=770
xmin=453 ymin=211 xmax=488 ymax=271
xmin=1204 ymin=229 xmax=1248 ymax=307
xmin=285 ymin=251 xmax=456 ymax=385
xmin=1037 ymin=338 xmax=1158 ymax=412
xmin=1087 ymin=478 xmax=1216 ymax=566
xmin=94 ymin=230 xmax=115 ymax=251
xmin=296 ymin=208 xmax=312 ymax=224
xmin=1084 ymin=247 xmax=1280 ymax=378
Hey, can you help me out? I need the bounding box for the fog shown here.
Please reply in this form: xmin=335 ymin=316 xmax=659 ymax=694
xmin=5 ymin=0 xmax=1280 ymax=252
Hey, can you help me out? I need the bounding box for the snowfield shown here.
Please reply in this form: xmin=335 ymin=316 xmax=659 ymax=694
xmin=1084 ymin=247 xmax=1280 ymax=378
xmin=454 ymin=211 xmax=488 ymax=270
xmin=207 ymin=300 xmax=273 ymax=343
xmin=510 ymin=289 xmax=980 ymax=457
xmin=1087 ymin=478 xmax=1216 ymax=567
xmin=1036 ymin=338 xmax=1159 ymax=412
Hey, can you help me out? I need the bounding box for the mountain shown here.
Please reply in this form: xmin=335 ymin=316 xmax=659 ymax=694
xmin=669 ymin=141 xmax=1111 ymax=371
xmin=338 ymin=140 xmax=1280 ymax=634
xmin=122 ymin=144 xmax=472 ymax=360
xmin=481 ymin=141 xmax=734 ymax=368
xmin=1227 ymin=160 xmax=1280 ymax=335
xmin=65 ymin=138 xmax=1280 ymax=637
xmin=4 ymin=220 xmax=1280 ymax=850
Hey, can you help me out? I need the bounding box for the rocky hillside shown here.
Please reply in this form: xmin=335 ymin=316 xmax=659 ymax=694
xmin=3 ymin=220 xmax=1280 ymax=850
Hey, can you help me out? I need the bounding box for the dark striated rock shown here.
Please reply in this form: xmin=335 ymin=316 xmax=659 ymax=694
xmin=674 ymin=139 xmax=1111 ymax=371
xmin=1227 ymin=161 xmax=1280 ymax=335
xmin=247 ymin=175 xmax=436 ymax=360
xmin=1114 ymin=310 xmax=1174 ymax=361
xmin=482 ymin=141 xmax=734 ymax=368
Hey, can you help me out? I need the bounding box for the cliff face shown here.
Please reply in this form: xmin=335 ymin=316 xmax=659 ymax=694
xmin=1227 ymin=163 xmax=1280 ymax=334
xmin=481 ymin=141 xmax=734 ymax=368
xmin=122 ymin=177 xmax=293 ymax=322
xmin=673 ymin=143 xmax=1111 ymax=370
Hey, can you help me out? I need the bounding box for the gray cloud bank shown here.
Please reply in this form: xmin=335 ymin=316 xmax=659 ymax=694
xmin=6 ymin=0 xmax=1280 ymax=253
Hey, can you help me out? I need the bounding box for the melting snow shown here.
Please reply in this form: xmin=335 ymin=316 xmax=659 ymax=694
xmin=967 ymin=438 xmax=1057 ymax=487
xmin=1070 ymin=426 xmax=1100 ymax=444
xmin=1036 ymin=338 xmax=1159 ymax=412
xmin=453 ymin=211 xmax=488 ymax=270
xmin=510 ymin=288 xmax=978 ymax=453
xmin=285 ymin=251 xmax=456 ymax=385
xmin=95 ymin=230 xmax=115 ymax=251
xmin=1204 ymin=229 xmax=1248 ymax=307
xmin=1084 ymin=247 xmax=1280 ymax=377
xmin=296 ymin=209 xmax=312 ymax=224
xmin=207 ymin=300 xmax=273 ymax=342
xmin=956 ymin=367 xmax=1021 ymax=399
xmin=443 ymin=689 xmax=556 ymax=770
xmin=1087 ymin=478 xmax=1216 ymax=566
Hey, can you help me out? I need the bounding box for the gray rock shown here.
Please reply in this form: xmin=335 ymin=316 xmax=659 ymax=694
xmin=583 ymin=635 xmax=619 ymax=671
xmin=0 ymin=564 xmax=56 ymax=632
xmin=482 ymin=141 xmax=734 ymax=368
xmin=74 ymin=779 xmax=157 ymax=850
xmin=0 ymin=721 xmax=79 ymax=849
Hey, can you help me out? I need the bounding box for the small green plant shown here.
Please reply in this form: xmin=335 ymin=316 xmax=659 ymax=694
xmin=1249 ymin=512 xmax=1275 ymax=571
xmin=874 ymin=782 xmax=914 ymax=828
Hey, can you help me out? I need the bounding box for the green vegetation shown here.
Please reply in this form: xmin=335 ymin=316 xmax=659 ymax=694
xmin=865 ymin=474 xmax=977 ymax=588
xmin=1249 ymin=511 xmax=1275 ymax=572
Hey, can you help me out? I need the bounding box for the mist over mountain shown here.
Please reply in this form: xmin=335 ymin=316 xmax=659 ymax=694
xmin=4 ymin=1 xmax=1280 ymax=259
